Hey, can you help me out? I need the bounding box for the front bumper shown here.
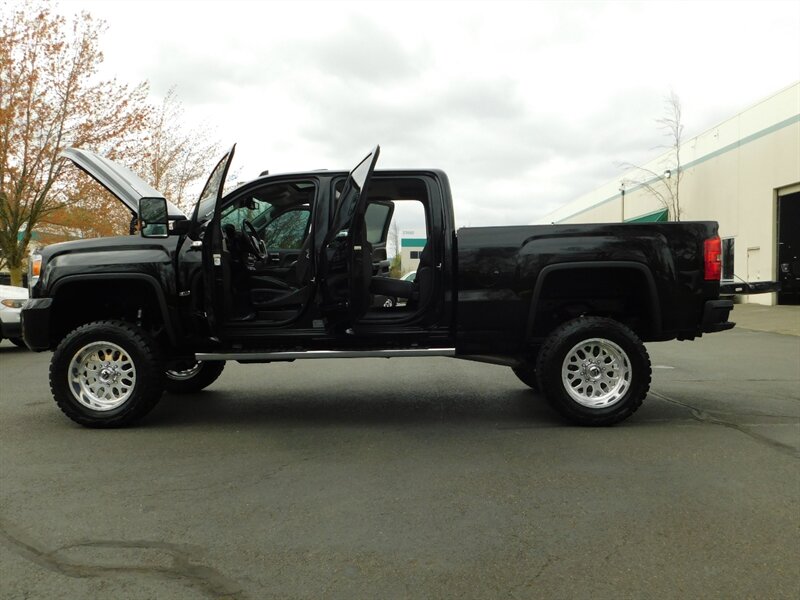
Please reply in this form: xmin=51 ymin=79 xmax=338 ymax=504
xmin=0 ymin=317 xmax=22 ymax=339
xmin=701 ymin=299 xmax=735 ymax=333
xmin=21 ymin=298 xmax=53 ymax=351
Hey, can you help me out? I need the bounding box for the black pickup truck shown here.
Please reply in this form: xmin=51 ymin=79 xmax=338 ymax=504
xmin=22 ymin=145 xmax=734 ymax=428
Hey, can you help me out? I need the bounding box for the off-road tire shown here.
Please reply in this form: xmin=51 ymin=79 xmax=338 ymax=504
xmin=164 ymin=361 xmax=225 ymax=394
xmin=50 ymin=320 xmax=165 ymax=428
xmin=535 ymin=316 xmax=650 ymax=426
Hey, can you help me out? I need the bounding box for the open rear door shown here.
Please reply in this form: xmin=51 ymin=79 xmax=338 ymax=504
xmin=319 ymin=146 xmax=380 ymax=329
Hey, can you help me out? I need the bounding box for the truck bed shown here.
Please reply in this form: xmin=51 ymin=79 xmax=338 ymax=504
xmin=455 ymin=222 xmax=721 ymax=350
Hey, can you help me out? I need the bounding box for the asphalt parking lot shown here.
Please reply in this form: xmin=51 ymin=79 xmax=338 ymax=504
xmin=1 ymin=315 xmax=798 ymax=599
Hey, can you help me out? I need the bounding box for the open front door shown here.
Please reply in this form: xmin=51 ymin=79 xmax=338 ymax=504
xmin=190 ymin=145 xmax=236 ymax=336
xmin=319 ymin=145 xmax=380 ymax=329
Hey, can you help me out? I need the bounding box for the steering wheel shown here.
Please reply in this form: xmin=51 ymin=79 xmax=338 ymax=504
xmin=242 ymin=219 xmax=267 ymax=260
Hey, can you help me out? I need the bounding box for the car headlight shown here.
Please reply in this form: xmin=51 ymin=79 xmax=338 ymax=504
xmin=29 ymin=253 xmax=42 ymax=289
xmin=1 ymin=299 xmax=26 ymax=309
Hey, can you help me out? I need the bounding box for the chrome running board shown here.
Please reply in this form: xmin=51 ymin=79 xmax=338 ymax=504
xmin=195 ymin=348 xmax=456 ymax=362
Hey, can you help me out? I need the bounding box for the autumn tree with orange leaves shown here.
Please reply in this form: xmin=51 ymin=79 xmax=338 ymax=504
xmin=0 ymin=5 xmax=150 ymax=285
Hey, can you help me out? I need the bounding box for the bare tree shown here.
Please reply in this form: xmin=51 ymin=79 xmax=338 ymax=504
xmin=135 ymin=87 xmax=220 ymax=213
xmin=0 ymin=4 xmax=150 ymax=284
xmin=387 ymin=217 xmax=402 ymax=277
xmin=621 ymin=91 xmax=684 ymax=221
xmin=388 ymin=218 xmax=401 ymax=257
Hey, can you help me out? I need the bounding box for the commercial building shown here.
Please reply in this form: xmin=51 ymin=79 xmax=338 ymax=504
xmin=541 ymin=83 xmax=800 ymax=306
xmin=399 ymin=229 xmax=426 ymax=274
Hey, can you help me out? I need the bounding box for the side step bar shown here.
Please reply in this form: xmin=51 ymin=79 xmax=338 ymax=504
xmin=195 ymin=348 xmax=457 ymax=362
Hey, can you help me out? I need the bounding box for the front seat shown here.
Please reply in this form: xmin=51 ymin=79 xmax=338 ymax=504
xmin=249 ymin=233 xmax=314 ymax=308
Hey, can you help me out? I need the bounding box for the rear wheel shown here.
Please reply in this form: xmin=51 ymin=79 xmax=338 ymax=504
xmin=50 ymin=320 xmax=165 ymax=428
xmin=164 ymin=360 xmax=225 ymax=394
xmin=536 ymin=316 xmax=650 ymax=426
xmin=9 ymin=337 xmax=26 ymax=348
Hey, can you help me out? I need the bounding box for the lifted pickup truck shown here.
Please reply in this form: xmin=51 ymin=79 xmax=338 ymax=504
xmin=22 ymin=145 xmax=734 ymax=428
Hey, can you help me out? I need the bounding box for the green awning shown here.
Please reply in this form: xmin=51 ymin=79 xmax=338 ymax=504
xmin=625 ymin=209 xmax=669 ymax=223
xmin=17 ymin=231 xmax=40 ymax=242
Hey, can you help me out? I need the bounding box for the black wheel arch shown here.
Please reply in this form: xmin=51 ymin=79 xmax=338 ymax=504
xmin=524 ymin=261 xmax=662 ymax=343
xmin=48 ymin=273 xmax=181 ymax=348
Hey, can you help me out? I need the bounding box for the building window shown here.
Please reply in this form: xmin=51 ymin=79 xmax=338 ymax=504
xmin=410 ymin=251 xmax=420 ymax=259
xmin=722 ymin=237 xmax=734 ymax=281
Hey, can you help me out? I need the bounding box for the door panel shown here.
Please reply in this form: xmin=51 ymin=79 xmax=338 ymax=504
xmin=319 ymin=146 xmax=380 ymax=328
xmin=197 ymin=146 xmax=236 ymax=332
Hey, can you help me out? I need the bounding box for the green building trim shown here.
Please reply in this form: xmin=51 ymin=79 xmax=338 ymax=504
xmin=625 ymin=208 xmax=669 ymax=223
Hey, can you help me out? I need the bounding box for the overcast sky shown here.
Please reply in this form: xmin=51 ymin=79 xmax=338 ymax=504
xmin=54 ymin=0 xmax=800 ymax=227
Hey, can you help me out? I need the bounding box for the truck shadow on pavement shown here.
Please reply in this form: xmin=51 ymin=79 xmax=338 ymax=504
xmin=149 ymin=389 xmax=569 ymax=429
xmin=0 ymin=344 xmax=28 ymax=353
xmin=148 ymin=389 xmax=800 ymax=457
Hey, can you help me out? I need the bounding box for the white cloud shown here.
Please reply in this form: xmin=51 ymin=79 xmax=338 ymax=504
xmin=54 ymin=0 xmax=800 ymax=225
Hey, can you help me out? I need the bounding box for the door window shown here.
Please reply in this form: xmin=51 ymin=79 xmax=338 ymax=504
xmin=721 ymin=237 xmax=734 ymax=281
xmin=263 ymin=209 xmax=311 ymax=249
xmin=364 ymin=202 xmax=393 ymax=245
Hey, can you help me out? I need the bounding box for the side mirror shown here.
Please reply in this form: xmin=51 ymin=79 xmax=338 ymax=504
xmin=139 ymin=197 xmax=169 ymax=238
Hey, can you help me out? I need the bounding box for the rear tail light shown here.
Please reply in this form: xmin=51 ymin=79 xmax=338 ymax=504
xmin=704 ymin=236 xmax=722 ymax=281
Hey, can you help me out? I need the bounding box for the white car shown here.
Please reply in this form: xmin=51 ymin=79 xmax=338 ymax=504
xmin=0 ymin=284 xmax=28 ymax=348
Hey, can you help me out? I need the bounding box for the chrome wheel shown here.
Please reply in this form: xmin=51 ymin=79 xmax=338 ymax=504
xmin=165 ymin=362 xmax=202 ymax=381
xmin=561 ymin=337 xmax=631 ymax=408
xmin=68 ymin=341 xmax=136 ymax=411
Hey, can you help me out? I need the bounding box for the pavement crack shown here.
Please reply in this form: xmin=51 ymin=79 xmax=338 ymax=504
xmin=0 ymin=517 xmax=246 ymax=599
xmin=650 ymin=390 xmax=800 ymax=459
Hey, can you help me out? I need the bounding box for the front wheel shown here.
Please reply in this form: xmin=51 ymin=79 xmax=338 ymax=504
xmin=536 ymin=316 xmax=651 ymax=426
xmin=49 ymin=320 xmax=165 ymax=428
xmin=164 ymin=360 xmax=225 ymax=394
